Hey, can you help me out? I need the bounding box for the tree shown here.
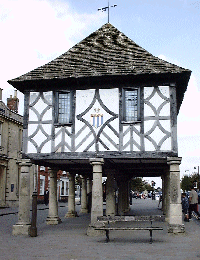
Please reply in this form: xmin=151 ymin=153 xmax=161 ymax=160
xmin=144 ymin=182 xmax=153 ymax=192
xmin=181 ymin=175 xmax=192 ymax=192
xmin=130 ymin=177 xmax=144 ymax=192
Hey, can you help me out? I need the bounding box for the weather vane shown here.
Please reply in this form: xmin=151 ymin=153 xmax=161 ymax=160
xmin=98 ymin=1 xmax=117 ymax=23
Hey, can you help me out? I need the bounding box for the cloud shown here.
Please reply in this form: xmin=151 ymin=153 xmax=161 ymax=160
xmin=0 ymin=0 xmax=105 ymax=112
xmin=158 ymin=54 xmax=200 ymax=136
xmin=178 ymin=74 xmax=200 ymax=136
xmin=0 ymin=0 xmax=105 ymax=86
xmin=158 ymin=54 xmax=181 ymax=67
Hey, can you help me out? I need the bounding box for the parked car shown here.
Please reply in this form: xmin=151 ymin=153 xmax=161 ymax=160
xmin=132 ymin=192 xmax=141 ymax=199
xmin=198 ymin=191 xmax=200 ymax=204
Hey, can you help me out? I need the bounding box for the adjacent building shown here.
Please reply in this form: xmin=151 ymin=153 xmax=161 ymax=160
xmin=0 ymin=89 xmax=23 ymax=207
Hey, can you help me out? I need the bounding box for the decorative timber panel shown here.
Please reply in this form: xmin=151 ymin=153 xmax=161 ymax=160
xmin=26 ymin=86 xmax=174 ymax=154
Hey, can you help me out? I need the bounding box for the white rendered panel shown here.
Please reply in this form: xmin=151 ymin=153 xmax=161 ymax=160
xmin=159 ymin=86 xmax=169 ymax=98
xmin=27 ymin=141 xmax=37 ymax=153
xmin=148 ymin=91 xmax=165 ymax=111
xmin=29 ymin=109 xmax=39 ymax=121
xmin=159 ymin=120 xmax=171 ymax=132
xmin=159 ymin=102 xmax=170 ymax=116
xmin=41 ymin=140 xmax=51 ymax=153
xmin=144 ymin=87 xmax=154 ymax=99
xmin=99 ymin=88 xmax=119 ymax=114
xmin=76 ymin=89 xmax=95 ymax=115
xmin=122 ymin=125 xmax=130 ymax=151
xmin=55 ymin=130 xmax=62 ymax=148
xmin=144 ymin=138 xmax=156 ymax=151
xmin=160 ymin=137 xmax=171 ymax=151
xmin=42 ymin=108 xmax=52 ymax=121
xmin=144 ymin=103 xmax=155 ymax=117
xmin=75 ymin=88 xmax=119 ymax=153
xmin=32 ymin=97 xmax=48 ymax=114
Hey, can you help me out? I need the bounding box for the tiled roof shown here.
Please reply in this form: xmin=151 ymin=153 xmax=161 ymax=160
xmin=8 ymin=23 xmax=190 ymax=82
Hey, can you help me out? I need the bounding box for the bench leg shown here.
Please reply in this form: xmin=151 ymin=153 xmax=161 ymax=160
xmin=149 ymin=230 xmax=153 ymax=244
xmin=106 ymin=230 xmax=110 ymax=242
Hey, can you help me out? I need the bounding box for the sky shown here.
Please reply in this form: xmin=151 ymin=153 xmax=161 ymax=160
xmin=0 ymin=0 xmax=200 ymax=187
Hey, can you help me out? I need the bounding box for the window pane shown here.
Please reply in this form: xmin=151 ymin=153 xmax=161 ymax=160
xmin=58 ymin=93 xmax=71 ymax=124
xmin=125 ymin=89 xmax=138 ymax=121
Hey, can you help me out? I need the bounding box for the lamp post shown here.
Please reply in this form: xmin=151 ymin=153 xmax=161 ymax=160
xmin=194 ymin=166 xmax=199 ymax=191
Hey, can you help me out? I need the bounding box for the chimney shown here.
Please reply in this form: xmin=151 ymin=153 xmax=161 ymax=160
xmin=7 ymin=90 xmax=19 ymax=113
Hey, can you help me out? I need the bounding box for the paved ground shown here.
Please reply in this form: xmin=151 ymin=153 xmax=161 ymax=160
xmin=0 ymin=199 xmax=200 ymax=260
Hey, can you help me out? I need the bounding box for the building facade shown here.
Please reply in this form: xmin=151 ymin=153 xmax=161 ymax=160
xmin=0 ymin=90 xmax=23 ymax=207
xmin=8 ymin=23 xmax=191 ymax=235
xmin=37 ymin=166 xmax=70 ymax=203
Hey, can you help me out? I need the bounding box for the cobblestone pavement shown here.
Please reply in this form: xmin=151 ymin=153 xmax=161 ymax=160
xmin=0 ymin=199 xmax=200 ymax=260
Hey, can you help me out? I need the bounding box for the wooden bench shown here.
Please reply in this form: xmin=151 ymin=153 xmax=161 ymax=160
xmin=95 ymin=215 xmax=165 ymax=243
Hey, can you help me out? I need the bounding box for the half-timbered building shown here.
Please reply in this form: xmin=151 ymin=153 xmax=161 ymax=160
xmin=8 ymin=23 xmax=191 ymax=235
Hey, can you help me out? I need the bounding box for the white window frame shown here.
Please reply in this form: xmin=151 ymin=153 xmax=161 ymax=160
xmin=59 ymin=178 xmax=69 ymax=196
xmin=39 ymin=175 xmax=45 ymax=195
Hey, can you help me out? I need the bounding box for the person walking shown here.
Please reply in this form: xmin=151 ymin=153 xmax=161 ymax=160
xmin=182 ymin=193 xmax=189 ymax=222
xmin=44 ymin=188 xmax=49 ymax=206
xmin=188 ymin=185 xmax=200 ymax=220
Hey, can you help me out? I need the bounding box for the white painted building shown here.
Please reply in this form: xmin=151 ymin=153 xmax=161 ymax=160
xmin=9 ymin=23 xmax=191 ymax=235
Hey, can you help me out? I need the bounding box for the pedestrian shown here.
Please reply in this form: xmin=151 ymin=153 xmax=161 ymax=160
xmin=44 ymin=188 xmax=49 ymax=206
xmin=158 ymin=194 xmax=162 ymax=209
xmin=182 ymin=193 xmax=189 ymax=222
xmin=87 ymin=191 xmax=92 ymax=213
xmin=188 ymin=185 xmax=200 ymax=220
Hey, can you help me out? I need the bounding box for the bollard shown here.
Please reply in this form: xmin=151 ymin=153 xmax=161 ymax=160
xmin=29 ymin=191 xmax=37 ymax=237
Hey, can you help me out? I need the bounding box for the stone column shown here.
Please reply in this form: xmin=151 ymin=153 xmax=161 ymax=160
xmin=90 ymin=158 xmax=104 ymax=224
xmin=161 ymin=175 xmax=165 ymax=213
xmin=46 ymin=168 xmax=61 ymax=225
xmin=124 ymin=181 xmax=130 ymax=213
xmin=87 ymin=158 xmax=104 ymax=236
xmin=13 ymin=160 xmax=32 ymax=235
xmin=118 ymin=181 xmax=124 ymax=215
xmin=106 ymin=171 xmax=115 ymax=217
xmin=65 ymin=173 xmax=77 ymax=217
xmin=167 ymin=157 xmax=184 ymax=233
xmin=164 ymin=171 xmax=170 ymax=220
xmin=80 ymin=176 xmax=88 ymax=213
xmin=87 ymin=178 xmax=92 ymax=194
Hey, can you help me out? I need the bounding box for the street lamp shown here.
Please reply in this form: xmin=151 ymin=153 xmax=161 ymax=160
xmin=194 ymin=166 xmax=200 ymax=191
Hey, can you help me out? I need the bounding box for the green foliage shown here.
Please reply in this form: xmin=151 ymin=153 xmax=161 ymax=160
xmin=180 ymin=173 xmax=199 ymax=191
xmin=144 ymin=183 xmax=153 ymax=192
xmin=130 ymin=178 xmax=153 ymax=192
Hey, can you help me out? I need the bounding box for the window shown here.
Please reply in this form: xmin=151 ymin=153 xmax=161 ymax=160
xmin=123 ymin=88 xmax=140 ymax=122
xmin=39 ymin=175 xmax=45 ymax=195
xmin=54 ymin=91 xmax=73 ymax=125
xmin=60 ymin=179 xmax=68 ymax=196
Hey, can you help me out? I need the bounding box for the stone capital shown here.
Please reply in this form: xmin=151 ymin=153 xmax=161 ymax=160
xmin=167 ymin=157 xmax=182 ymax=165
xmin=19 ymin=159 xmax=32 ymax=168
xmin=89 ymin=158 xmax=104 ymax=166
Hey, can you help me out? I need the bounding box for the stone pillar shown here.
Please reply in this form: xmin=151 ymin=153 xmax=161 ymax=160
xmin=124 ymin=181 xmax=130 ymax=213
xmin=87 ymin=158 xmax=104 ymax=236
xmin=162 ymin=175 xmax=166 ymax=213
xmin=118 ymin=181 xmax=125 ymax=215
xmin=80 ymin=176 xmax=88 ymax=213
xmin=46 ymin=169 xmax=61 ymax=225
xmin=87 ymin=178 xmax=92 ymax=194
xmin=65 ymin=173 xmax=77 ymax=217
xmin=167 ymin=157 xmax=184 ymax=233
xmin=90 ymin=158 xmax=104 ymax=224
xmin=106 ymin=171 xmax=115 ymax=217
xmin=13 ymin=160 xmax=32 ymax=235
xmin=160 ymin=175 xmax=164 ymax=211
xmin=164 ymin=171 xmax=170 ymax=220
